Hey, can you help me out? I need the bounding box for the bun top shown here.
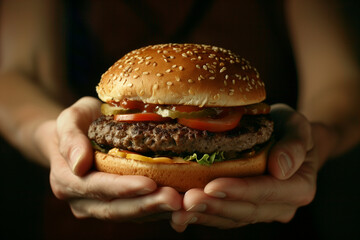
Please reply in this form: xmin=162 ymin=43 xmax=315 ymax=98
xmin=97 ymin=43 xmax=266 ymax=107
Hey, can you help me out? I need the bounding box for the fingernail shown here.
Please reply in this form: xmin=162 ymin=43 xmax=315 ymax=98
xmin=207 ymin=191 xmax=226 ymax=198
xmin=70 ymin=147 xmax=83 ymax=172
xmin=158 ymin=204 xmax=177 ymax=211
xmin=185 ymin=216 xmax=198 ymax=225
xmin=136 ymin=188 xmax=154 ymax=196
xmin=278 ymin=152 xmax=293 ymax=177
xmin=187 ymin=203 xmax=207 ymax=212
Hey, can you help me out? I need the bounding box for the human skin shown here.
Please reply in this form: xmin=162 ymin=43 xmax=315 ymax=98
xmin=1 ymin=0 xmax=359 ymax=229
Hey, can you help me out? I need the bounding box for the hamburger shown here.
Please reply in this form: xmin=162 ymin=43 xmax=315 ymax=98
xmin=88 ymin=43 xmax=273 ymax=192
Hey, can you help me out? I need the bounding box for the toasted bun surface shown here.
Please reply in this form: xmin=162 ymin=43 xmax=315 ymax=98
xmin=97 ymin=43 xmax=265 ymax=107
xmin=94 ymin=142 xmax=271 ymax=192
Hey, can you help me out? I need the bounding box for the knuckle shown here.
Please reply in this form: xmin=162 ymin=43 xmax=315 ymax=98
xmin=277 ymin=209 xmax=296 ymax=223
xmin=49 ymin=176 xmax=67 ymax=200
xmin=298 ymin=186 xmax=316 ymax=206
xmin=242 ymin=203 xmax=259 ymax=224
xmin=98 ymin=204 xmax=118 ymax=220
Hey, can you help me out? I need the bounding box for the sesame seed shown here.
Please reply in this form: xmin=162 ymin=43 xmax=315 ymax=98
xmin=134 ymin=67 xmax=139 ymax=71
xmin=209 ymin=76 xmax=215 ymax=80
xmin=188 ymin=89 xmax=195 ymax=95
xmin=124 ymin=73 xmax=129 ymax=77
xmin=165 ymin=69 xmax=172 ymax=73
xmin=196 ymin=64 xmax=201 ymax=69
xmin=153 ymin=62 xmax=157 ymax=66
xmin=169 ymin=55 xmax=175 ymax=59
xmin=190 ymin=57 xmax=196 ymax=61
xmin=188 ymin=79 xmax=194 ymax=83
xmin=163 ymin=50 xmax=168 ymax=54
xmin=203 ymin=65 xmax=207 ymax=70
xmin=198 ymin=56 xmax=202 ymax=60
xmin=153 ymin=84 xmax=159 ymax=90
xmin=209 ymin=69 xmax=215 ymax=74
xmin=133 ymin=75 xmax=139 ymax=79
xmin=167 ymin=81 xmax=173 ymax=86
xmin=145 ymin=56 xmax=153 ymax=60
xmin=213 ymin=94 xmax=220 ymax=100
xmin=172 ymin=64 xmax=177 ymax=68
xmin=175 ymin=76 xmax=181 ymax=81
xmin=143 ymin=72 xmax=149 ymax=75
xmin=232 ymin=79 xmax=236 ymax=85
xmin=182 ymin=53 xmax=188 ymax=58
xmin=179 ymin=66 xmax=184 ymax=71
xmin=219 ymin=62 xmax=225 ymax=67
xmin=164 ymin=58 xmax=169 ymax=62
xmin=220 ymin=67 xmax=226 ymax=73
xmin=146 ymin=61 xmax=151 ymax=65
xmin=139 ymin=89 xmax=145 ymax=96
xmin=225 ymin=75 xmax=229 ymax=80
xmin=127 ymin=83 xmax=133 ymax=87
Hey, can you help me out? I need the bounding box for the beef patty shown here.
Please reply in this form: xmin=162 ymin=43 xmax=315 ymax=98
xmin=88 ymin=115 xmax=273 ymax=155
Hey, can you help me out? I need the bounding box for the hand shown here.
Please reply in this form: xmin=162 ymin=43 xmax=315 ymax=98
xmin=36 ymin=97 xmax=182 ymax=222
xmin=171 ymin=104 xmax=330 ymax=231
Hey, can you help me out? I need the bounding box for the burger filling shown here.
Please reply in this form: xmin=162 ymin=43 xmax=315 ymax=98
xmin=88 ymin=99 xmax=274 ymax=165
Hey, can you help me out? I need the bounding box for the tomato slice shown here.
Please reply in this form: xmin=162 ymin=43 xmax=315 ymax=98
xmin=178 ymin=108 xmax=243 ymax=132
xmin=114 ymin=113 xmax=169 ymax=122
xmin=173 ymin=105 xmax=203 ymax=113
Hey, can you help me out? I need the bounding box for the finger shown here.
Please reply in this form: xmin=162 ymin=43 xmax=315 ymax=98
xmin=50 ymin=153 xmax=158 ymax=200
xmin=268 ymin=104 xmax=314 ymax=179
xmin=57 ymin=96 xmax=101 ymax=176
xmin=69 ymin=187 xmax=183 ymax=221
xmin=181 ymin=189 xmax=296 ymax=224
xmin=171 ymin=211 xmax=242 ymax=230
xmin=270 ymin=104 xmax=314 ymax=151
xmin=204 ymin=161 xmax=317 ymax=206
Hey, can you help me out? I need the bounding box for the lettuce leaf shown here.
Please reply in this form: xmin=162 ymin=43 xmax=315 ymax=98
xmin=184 ymin=152 xmax=225 ymax=166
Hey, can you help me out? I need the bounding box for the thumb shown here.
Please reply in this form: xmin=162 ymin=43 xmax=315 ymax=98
xmin=268 ymin=104 xmax=313 ymax=180
xmin=57 ymin=97 xmax=101 ymax=176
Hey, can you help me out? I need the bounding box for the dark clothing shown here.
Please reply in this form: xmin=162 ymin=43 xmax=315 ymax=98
xmin=2 ymin=0 xmax=360 ymax=239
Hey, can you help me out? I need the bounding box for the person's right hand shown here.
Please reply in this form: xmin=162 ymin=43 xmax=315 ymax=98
xmin=35 ymin=97 xmax=182 ymax=222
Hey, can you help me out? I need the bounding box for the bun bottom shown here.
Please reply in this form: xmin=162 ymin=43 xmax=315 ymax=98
xmin=94 ymin=142 xmax=272 ymax=192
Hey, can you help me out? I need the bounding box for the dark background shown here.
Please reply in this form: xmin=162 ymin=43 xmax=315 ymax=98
xmin=1 ymin=0 xmax=360 ymax=239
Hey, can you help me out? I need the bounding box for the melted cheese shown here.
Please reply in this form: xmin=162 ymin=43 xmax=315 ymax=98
xmin=108 ymin=148 xmax=188 ymax=164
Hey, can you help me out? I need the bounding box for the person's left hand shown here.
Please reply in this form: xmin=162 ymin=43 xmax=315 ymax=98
xmin=170 ymin=104 xmax=333 ymax=232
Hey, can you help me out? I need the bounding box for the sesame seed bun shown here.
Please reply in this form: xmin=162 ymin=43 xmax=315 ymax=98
xmin=96 ymin=43 xmax=265 ymax=107
xmin=94 ymin=140 xmax=271 ymax=192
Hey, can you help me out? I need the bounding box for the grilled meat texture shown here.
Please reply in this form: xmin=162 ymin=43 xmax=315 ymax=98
xmin=88 ymin=115 xmax=273 ymax=155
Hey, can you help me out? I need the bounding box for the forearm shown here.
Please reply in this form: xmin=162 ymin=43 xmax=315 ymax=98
xmin=0 ymin=71 xmax=63 ymax=166
xmin=287 ymin=0 xmax=360 ymax=159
